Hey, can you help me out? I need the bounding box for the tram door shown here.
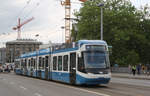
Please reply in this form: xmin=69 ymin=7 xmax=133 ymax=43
xmin=30 ymin=58 xmax=33 ymax=77
xmin=24 ymin=59 xmax=28 ymax=75
xmin=38 ymin=57 xmax=42 ymax=78
xmin=45 ymin=56 xmax=49 ymax=80
xmin=70 ymin=53 xmax=76 ymax=84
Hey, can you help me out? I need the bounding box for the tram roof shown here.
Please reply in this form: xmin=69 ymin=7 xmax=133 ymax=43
xmin=78 ymin=40 xmax=107 ymax=46
xmin=20 ymin=40 xmax=107 ymax=58
xmin=20 ymin=48 xmax=50 ymax=58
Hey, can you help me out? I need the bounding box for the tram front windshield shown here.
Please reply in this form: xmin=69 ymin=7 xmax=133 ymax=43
xmin=84 ymin=51 xmax=108 ymax=69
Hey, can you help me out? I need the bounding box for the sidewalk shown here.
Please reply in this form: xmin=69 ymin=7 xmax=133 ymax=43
xmin=112 ymin=73 xmax=150 ymax=80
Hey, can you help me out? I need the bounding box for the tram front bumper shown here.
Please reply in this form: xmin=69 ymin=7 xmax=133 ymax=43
xmin=76 ymin=74 xmax=111 ymax=85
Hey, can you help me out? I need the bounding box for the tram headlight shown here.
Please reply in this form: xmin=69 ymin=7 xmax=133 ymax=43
xmin=99 ymin=71 xmax=103 ymax=74
xmin=104 ymin=69 xmax=110 ymax=74
xmin=99 ymin=69 xmax=110 ymax=74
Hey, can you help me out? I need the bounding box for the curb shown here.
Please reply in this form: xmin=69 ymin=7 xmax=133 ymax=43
xmin=112 ymin=74 xmax=150 ymax=80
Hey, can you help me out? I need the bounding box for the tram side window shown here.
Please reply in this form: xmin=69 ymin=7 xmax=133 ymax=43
xmin=58 ymin=56 xmax=62 ymax=71
xmin=28 ymin=59 xmax=31 ymax=68
xmin=45 ymin=56 xmax=49 ymax=68
xmin=39 ymin=57 xmax=42 ymax=69
xmin=31 ymin=58 xmax=33 ymax=68
xmin=42 ymin=58 xmax=45 ymax=69
xmin=22 ymin=60 xmax=24 ymax=68
xmin=33 ymin=59 xmax=36 ymax=69
xmin=24 ymin=59 xmax=27 ymax=68
xmin=24 ymin=60 xmax=26 ymax=68
xmin=78 ymin=53 xmax=86 ymax=73
xmin=21 ymin=60 xmax=24 ymax=69
xmin=53 ymin=56 xmax=57 ymax=70
xmin=63 ymin=55 xmax=68 ymax=71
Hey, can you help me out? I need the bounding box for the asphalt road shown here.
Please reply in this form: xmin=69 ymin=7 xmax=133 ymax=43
xmin=0 ymin=73 xmax=150 ymax=96
xmin=111 ymin=77 xmax=150 ymax=87
xmin=0 ymin=73 xmax=108 ymax=96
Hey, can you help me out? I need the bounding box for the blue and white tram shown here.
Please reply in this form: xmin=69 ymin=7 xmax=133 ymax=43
xmin=14 ymin=40 xmax=111 ymax=85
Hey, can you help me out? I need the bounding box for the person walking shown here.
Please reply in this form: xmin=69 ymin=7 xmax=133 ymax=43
xmin=147 ymin=64 xmax=150 ymax=76
xmin=132 ymin=65 xmax=136 ymax=76
xmin=137 ymin=64 xmax=141 ymax=75
xmin=128 ymin=64 xmax=132 ymax=74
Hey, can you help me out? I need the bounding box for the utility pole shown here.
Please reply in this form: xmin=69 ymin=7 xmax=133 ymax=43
xmin=97 ymin=3 xmax=104 ymax=40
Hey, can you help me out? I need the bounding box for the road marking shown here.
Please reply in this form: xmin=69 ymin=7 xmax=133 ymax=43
xmin=34 ymin=93 xmax=43 ymax=96
xmin=6 ymin=73 xmax=109 ymax=96
xmin=20 ymin=86 xmax=27 ymax=90
xmin=67 ymin=86 xmax=110 ymax=96
xmin=47 ymin=82 xmax=110 ymax=96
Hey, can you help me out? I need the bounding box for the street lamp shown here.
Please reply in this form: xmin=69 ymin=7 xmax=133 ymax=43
xmin=97 ymin=3 xmax=104 ymax=40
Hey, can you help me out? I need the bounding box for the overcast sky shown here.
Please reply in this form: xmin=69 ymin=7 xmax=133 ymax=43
xmin=0 ymin=0 xmax=149 ymax=47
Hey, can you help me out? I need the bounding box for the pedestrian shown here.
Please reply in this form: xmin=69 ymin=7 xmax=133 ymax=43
xmin=128 ymin=64 xmax=132 ymax=74
xmin=137 ymin=64 xmax=141 ymax=75
xmin=132 ymin=65 xmax=136 ymax=76
xmin=146 ymin=64 xmax=150 ymax=76
xmin=142 ymin=65 xmax=145 ymax=74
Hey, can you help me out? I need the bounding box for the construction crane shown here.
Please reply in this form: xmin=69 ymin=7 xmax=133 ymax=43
xmin=13 ymin=17 xmax=34 ymax=39
xmin=61 ymin=0 xmax=87 ymax=43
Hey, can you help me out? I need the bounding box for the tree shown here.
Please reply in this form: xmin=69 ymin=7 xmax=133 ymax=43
xmin=72 ymin=0 xmax=150 ymax=66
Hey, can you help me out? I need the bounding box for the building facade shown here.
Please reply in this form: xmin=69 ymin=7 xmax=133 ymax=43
xmin=6 ymin=39 xmax=42 ymax=63
xmin=0 ymin=48 xmax=6 ymax=65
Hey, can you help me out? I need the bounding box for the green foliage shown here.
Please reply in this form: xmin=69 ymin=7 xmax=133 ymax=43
xmin=126 ymin=50 xmax=140 ymax=65
xmin=72 ymin=0 xmax=150 ymax=66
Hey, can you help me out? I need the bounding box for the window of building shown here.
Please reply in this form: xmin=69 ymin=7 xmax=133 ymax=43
xmin=16 ymin=50 xmax=20 ymax=55
xmin=29 ymin=48 xmax=32 ymax=52
xmin=53 ymin=56 xmax=57 ymax=70
xmin=58 ymin=56 xmax=62 ymax=71
xmin=63 ymin=55 xmax=68 ymax=71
